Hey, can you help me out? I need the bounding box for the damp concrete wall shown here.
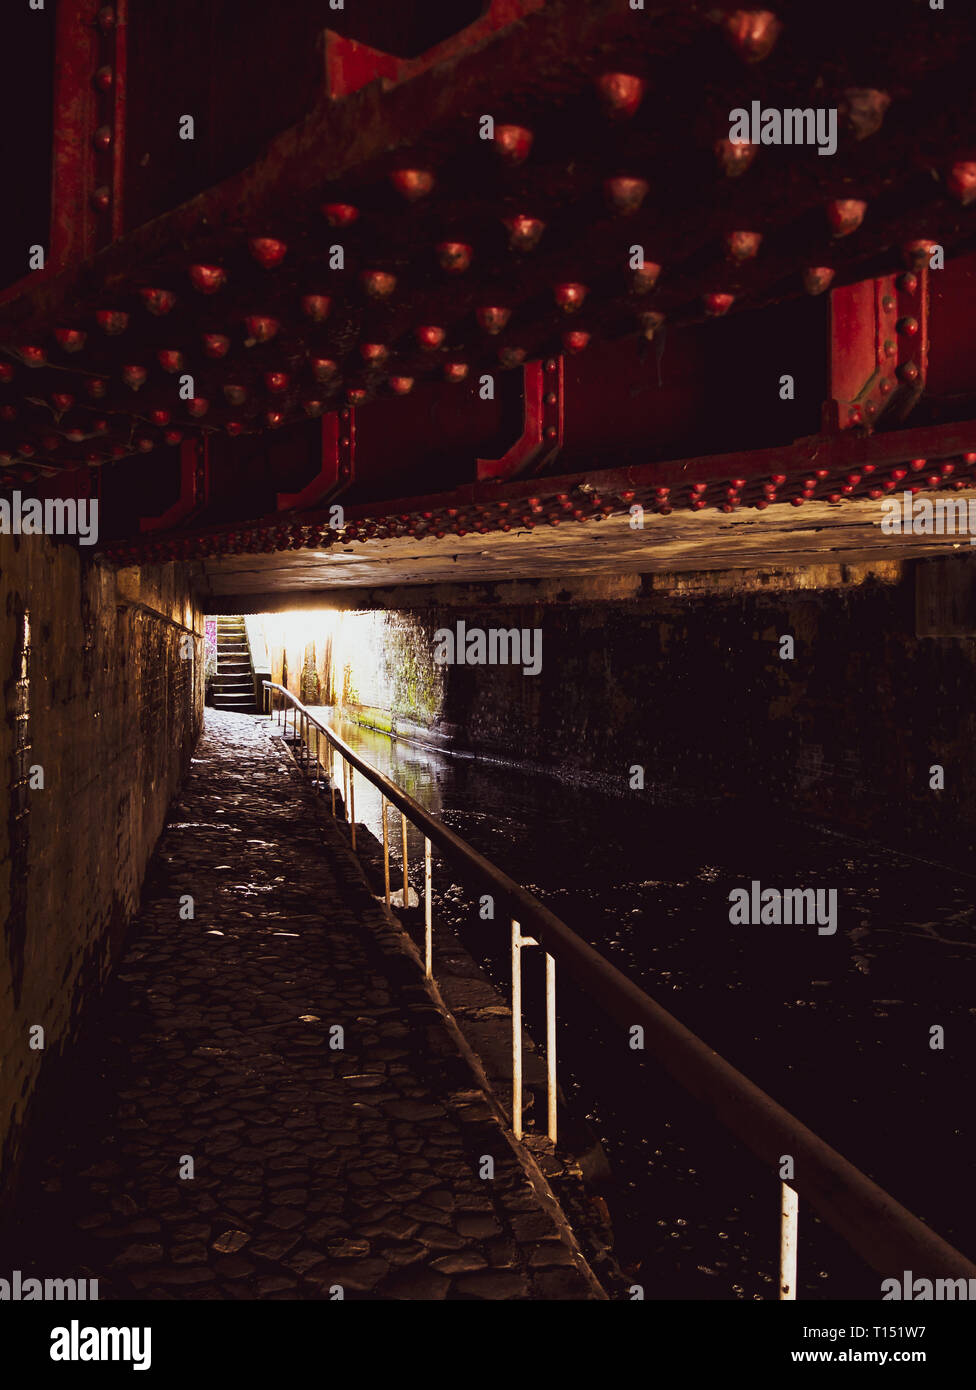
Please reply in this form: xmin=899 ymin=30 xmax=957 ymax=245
xmin=300 ymin=557 xmax=976 ymax=860
xmin=0 ymin=538 xmax=204 ymax=1202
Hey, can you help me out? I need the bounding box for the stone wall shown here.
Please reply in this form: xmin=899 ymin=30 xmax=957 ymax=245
xmin=0 ymin=537 xmax=204 ymax=1202
xmin=286 ymin=557 xmax=976 ymax=860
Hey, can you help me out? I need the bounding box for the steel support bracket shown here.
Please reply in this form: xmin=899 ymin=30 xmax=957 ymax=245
xmin=476 ymin=358 xmax=564 ymax=483
xmin=322 ymin=0 xmax=545 ymax=100
xmin=276 ymin=408 xmax=356 ymax=512
xmin=140 ymin=434 xmax=209 ymax=532
xmin=828 ymin=267 xmax=929 ymax=432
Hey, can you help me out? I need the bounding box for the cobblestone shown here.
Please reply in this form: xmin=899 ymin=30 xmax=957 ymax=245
xmin=4 ymin=710 xmax=598 ymax=1301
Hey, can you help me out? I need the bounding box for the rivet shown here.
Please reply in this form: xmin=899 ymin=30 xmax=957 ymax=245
xmin=477 ymin=306 xmax=511 ymax=335
xmin=725 ymin=230 xmax=762 ymax=262
xmin=703 ymin=292 xmax=734 ymax=316
xmin=715 ymin=138 xmax=756 ymax=177
xmin=121 ymin=364 xmax=147 ymax=390
xmin=390 ymin=168 xmax=434 ymax=201
xmin=93 ymin=125 xmax=112 ymax=152
xmin=361 ymin=270 xmax=397 ymax=299
xmin=595 ymin=73 xmax=646 ymax=118
xmin=436 ymin=242 xmax=472 ymax=274
xmin=53 ymin=328 xmax=86 ymax=353
xmin=803 ymin=266 xmax=835 ymax=295
xmin=243 ymin=315 xmax=279 ymax=344
xmin=321 ymin=203 xmax=360 ymax=226
xmin=264 ymin=371 xmax=289 ymax=393
xmin=561 ymin=330 xmax=592 ymax=353
xmin=631 ymin=262 xmax=662 ymax=294
xmin=157 ymin=349 xmax=183 ymax=373
xmin=844 ymin=88 xmax=891 ymax=142
xmin=302 ymin=294 xmax=331 ymax=322
xmin=249 ymin=237 xmax=287 ymax=269
xmin=312 ymin=358 xmax=338 ymax=382
xmin=947 ymin=161 xmax=976 ymax=206
xmin=604 ymin=176 xmax=649 ymax=214
xmin=554 ymin=282 xmax=587 ymax=312
xmin=722 ymin=9 xmax=782 ymax=63
xmin=416 ymin=325 xmax=446 ymax=351
xmin=189 ymin=264 xmax=226 ymax=294
xmin=503 ymin=215 xmax=545 ymax=252
xmin=359 ymin=343 xmax=389 ymax=365
xmin=493 ymin=126 xmax=533 ymax=165
xmin=826 ymin=199 xmax=867 ymax=237
xmin=96 ymin=309 xmax=128 ymax=335
xmin=202 ymin=333 xmax=231 ymax=358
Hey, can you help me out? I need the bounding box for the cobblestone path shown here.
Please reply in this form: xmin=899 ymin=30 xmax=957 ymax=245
xmin=4 ymin=710 xmax=599 ymax=1300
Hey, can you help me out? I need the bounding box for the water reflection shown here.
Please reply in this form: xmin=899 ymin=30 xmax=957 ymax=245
xmin=306 ymin=706 xmax=976 ymax=1299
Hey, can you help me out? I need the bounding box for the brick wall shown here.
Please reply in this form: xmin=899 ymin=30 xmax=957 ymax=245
xmin=0 ymin=536 xmax=204 ymax=1202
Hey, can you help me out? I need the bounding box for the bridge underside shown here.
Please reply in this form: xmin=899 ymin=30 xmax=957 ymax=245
xmin=4 ymin=0 xmax=976 ymax=1325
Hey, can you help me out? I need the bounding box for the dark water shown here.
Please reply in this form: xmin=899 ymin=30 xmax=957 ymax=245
xmin=305 ymin=708 xmax=976 ymax=1301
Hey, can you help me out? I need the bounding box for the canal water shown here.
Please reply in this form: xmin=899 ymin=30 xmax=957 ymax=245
xmin=306 ymin=707 xmax=976 ymax=1300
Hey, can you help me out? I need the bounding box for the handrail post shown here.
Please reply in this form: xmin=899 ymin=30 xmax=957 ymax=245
xmin=424 ymin=836 xmax=433 ymax=979
xmin=780 ymin=1183 xmax=798 ymax=1300
xmin=545 ymin=952 xmax=557 ymax=1144
xmin=382 ymin=795 xmax=391 ymax=907
xmin=329 ymin=739 xmax=336 ymax=817
xmin=349 ymin=766 xmax=356 ymax=850
xmin=512 ymin=919 xmax=524 ymax=1139
xmin=401 ymin=813 xmax=409 ymax=905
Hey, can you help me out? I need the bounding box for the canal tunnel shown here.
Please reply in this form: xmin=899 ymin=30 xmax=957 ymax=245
xmin=2 ymin=0 xmax=976 ymax=1338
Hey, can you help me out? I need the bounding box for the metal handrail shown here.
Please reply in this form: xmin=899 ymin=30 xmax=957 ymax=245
xmin=262 ymin=679 xmax=976 ymax=1295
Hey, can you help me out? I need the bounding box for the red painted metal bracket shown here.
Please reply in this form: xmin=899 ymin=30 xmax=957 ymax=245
xmin=476 ymin=358 xmax=563 ymax=482
xmin=140 ymin=434 xmax=209 ymax=531
xmin=276 ymin=408 xmax=356 ymax=511
xmin=323 ymin=0 xmax=546 ymax=99
xmin=828 ymin=267 xmax=929 ymax=431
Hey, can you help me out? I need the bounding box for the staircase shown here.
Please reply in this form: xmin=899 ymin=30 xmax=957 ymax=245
xmin=212 ymin=617 xmax=257 ymax=712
